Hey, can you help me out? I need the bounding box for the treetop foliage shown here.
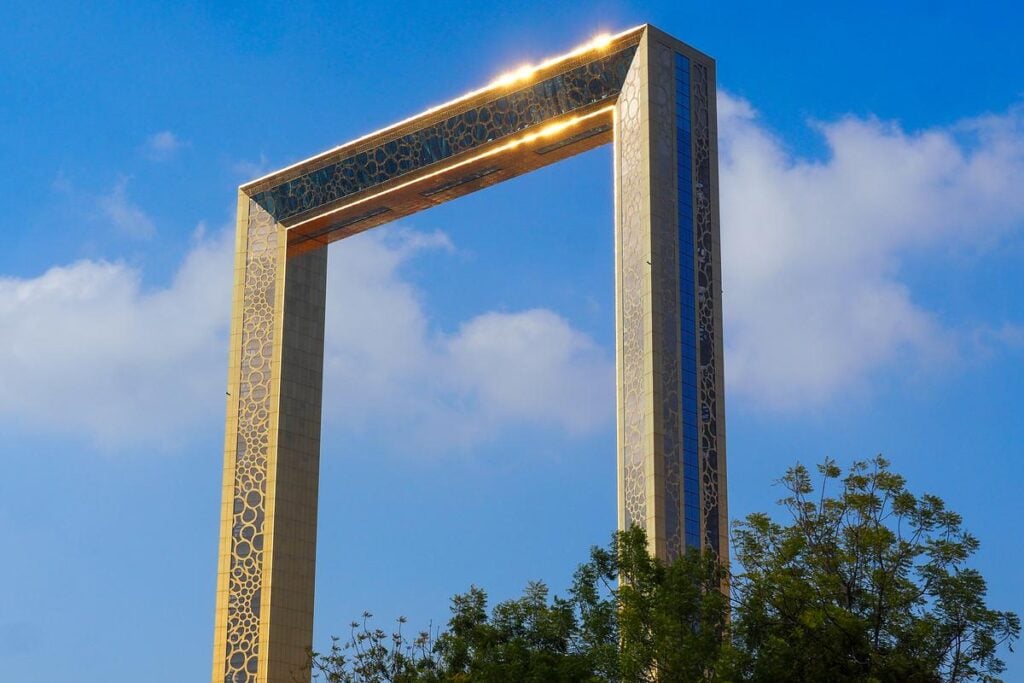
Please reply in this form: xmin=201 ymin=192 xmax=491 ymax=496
xmin=731 ymin=456 xmax=1019 ymax=682
xmin=306 ymin=456 xmax=1018 ymax=683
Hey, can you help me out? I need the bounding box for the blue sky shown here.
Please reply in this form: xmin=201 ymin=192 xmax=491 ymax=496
xmin=2 ymin=1 xmax=1023 ymax=680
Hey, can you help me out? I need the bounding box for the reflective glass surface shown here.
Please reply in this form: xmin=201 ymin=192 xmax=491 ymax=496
xmin=676 ymin=52 xmax=701 ymax=551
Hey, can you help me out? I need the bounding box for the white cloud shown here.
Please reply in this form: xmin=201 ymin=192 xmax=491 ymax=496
xmin=0 ymin=227 xmax=612 ymax=451
xmin=446 ymin=310 xmax=611 ymax=433
xmin=97 ymin=178 xmax=157 ymax=239
xmin=231 ymin=153 xmax=272 ymax=181
xmin=718 ymin=96 xmax=1024 ymax=408
xmin=320 ymin=230 xmax=613 ymax=450
xmin=0 ymin=227 xmax=233 ymax=448
xmin=7 ymin=97 xmax=1024 ymax=448
xmin=143 ymin=130 xmax=186 ymax=160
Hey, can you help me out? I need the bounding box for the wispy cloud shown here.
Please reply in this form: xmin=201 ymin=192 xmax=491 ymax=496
xmin=718 ymin=96 xmax=1024 ymax=409
xmin=320 ymin=230 xmax=612 ymax=449
xmin=0 ymin=226 xmax=612 ymax=451
xmin=143 ymin=130 xmax=186 ymax=161
xmin=96 ymin=178 xmax=156 ymax=239
xmin=53 ymin=174 xmax=158 ymax=240
xmin=969 ymin=322 xmax=1024 ymax=360
xmin=7 ymin=97 xmax=1024 ymax=449
xmin=231 ymin=153 xmax=271 ymax=181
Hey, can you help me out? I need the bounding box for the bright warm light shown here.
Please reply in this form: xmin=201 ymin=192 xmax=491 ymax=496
xmin=288 ymin=105 xmax=616 ymax=232
xmin=243 ymin=26 xmax=642 ymax=191
xmin=489 ymin=31 xmax=621 ymax=89
xmin=537 ymin=119 xmax=576 ymax=138
xmin=491 ymin=64 xmax=538 ymax=88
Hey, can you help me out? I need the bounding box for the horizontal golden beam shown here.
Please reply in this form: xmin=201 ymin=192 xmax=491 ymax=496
xmin=287 ymin=104 xmax=615 ymax=255
xmin=234 ymin=26 xmax=647 ymax=253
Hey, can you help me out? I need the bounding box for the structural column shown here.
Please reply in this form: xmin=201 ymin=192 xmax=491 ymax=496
xmin=212 ymin=196 xmax=327 ymax=683
xmin=615 ymin=28 xmax=727 ymax=562
xmin=210 ymin=23 xmax=725 ymax=683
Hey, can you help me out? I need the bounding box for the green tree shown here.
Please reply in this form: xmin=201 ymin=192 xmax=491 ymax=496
xmin=307 ymin=527 xmax=730 ymax=682
xmin=309 ymin=456 xmax=1018 ymax=682
xmin=611 ymin=526 xmax=734 ymax=682
xmin=434 ymin=581 xmax=601 ymax=682
xmin=303 ymin=612 xmax=443 ymax=683
xmin=730 ymin=456 xmax=1020 ymax=682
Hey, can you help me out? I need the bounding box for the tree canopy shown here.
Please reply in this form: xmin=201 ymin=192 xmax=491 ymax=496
xmin=307 ymin=456 xmax=1018 ymax=682
xmin=730 ymin=456 xmax=1019 ymax=682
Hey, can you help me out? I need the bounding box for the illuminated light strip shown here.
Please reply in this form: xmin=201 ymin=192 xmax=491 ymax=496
xmin=420 ymin=166 xmax=501 ymax=197
xmin=293 ymin=206 xmax=392 ymax=243
xmin=241 ymin=26 xmax=642 ymax=191
xmin=487 ymin=31 xmax=616 ymax=88
xmin=534 ymin=124 xmax=612 ymax=155
xmin=286 ymin=105 xmax=615 ymax=233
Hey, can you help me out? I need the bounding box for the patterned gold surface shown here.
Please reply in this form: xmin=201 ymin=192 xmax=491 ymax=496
xmin=215 ymin=25 xmax=727 ymax=683
xmin=252 ymin=48 xmax=638 ymax=225
xmin=220 ymin=201 xmax=279 ymax=682
xmin=649 ymin=40 xmax=684 ymax=562
xmin=692 ymin=60 xmax=722 ymax=555
xmin=615 ymin=39 xmax=648 ymax=531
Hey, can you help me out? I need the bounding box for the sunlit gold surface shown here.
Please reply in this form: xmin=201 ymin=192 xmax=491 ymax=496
xmin=214 ymin=24 xmax=725 ymax=683
xmin=241 ymin=27 xmax=642 ymax=192
xmin=286 ymin=105 xmax=616 ymax=255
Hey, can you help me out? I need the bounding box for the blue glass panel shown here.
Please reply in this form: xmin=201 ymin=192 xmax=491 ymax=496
xmin=675 ymin=51 xmax=701 ymax=550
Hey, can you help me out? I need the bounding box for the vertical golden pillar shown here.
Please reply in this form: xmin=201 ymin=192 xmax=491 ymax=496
xmin=212 ymin=23 xmax=725 ymax=683
xmin=615 ymin=28 xmax=727 ymax=562
xmin=213 ymin=196 xmax=327 ymax=683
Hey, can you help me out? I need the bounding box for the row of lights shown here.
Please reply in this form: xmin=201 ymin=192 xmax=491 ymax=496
xmin=243 ymin=29 xmax=633 ymax=188
xmin=488 ymin=32 xmax=615 ymax=89
xmin=288 ymin=105 xmax=616 ymax=233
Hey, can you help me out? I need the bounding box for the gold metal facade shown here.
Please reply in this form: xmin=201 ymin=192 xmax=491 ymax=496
xmin=213 ymin=24 xmax=726 ymax=683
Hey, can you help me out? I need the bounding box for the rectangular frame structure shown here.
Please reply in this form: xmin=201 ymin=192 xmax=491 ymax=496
xmin=212 ymin=24 xmax=727 ymax=683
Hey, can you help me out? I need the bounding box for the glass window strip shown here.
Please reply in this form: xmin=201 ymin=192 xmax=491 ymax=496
xmin=676 ymin=51 xmax=700 ymax=551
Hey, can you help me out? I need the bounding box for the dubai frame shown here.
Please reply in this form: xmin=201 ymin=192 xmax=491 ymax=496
xmin=212 ymin=24 xmax=727 ymax=683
